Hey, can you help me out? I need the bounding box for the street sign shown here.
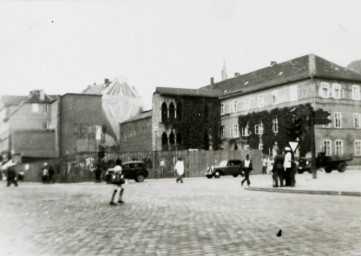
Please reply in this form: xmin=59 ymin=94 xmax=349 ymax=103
xmin=289 ymin=141 xmax=299 ymax=153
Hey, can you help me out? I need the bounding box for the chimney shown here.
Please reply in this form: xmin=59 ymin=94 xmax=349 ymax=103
xmin=104 ymin=78 xmax=109 ymax=84
xmin=270 ymin=61 xmax=277 ymax=67
xmin=39 ymin=90 xmax=45 ymax=100
xmin=210 ymin=77 xmax=214 ymax=85
xmin=234 ymin=72 xmax=240 ymax=77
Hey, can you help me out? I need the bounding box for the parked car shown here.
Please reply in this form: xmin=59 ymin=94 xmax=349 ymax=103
xmin=297 ymin=152 xmax=353 ymax=173
xmin=105 ymin=161 xmax=149 ymax=183
xmin=205 ymin=159 xmax=243 ymax=178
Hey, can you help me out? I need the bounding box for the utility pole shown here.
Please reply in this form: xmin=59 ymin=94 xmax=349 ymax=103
xmin=310 ymin=109 xmax=317 ymax=179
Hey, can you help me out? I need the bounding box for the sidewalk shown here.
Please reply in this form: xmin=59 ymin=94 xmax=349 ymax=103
xmin=245 ymin=170 xmax=361 ymax=196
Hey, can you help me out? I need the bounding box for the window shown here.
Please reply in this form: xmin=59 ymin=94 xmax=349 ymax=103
xmin=334 ymin=112 xmax=342 ymax=128
xmin=272 ymin=118 xmax=279 ymax=133
xmin=335 ymin=140 xmax=343 ymax=155
xmin=233 ymin=100 xmax=238 ymax=112
xmin=169 ymin=103 xmax=175 ymax=121
xmin=43 ymin=104 xmax=49 ymax=112
xmin=43 ymin=121 xmax=50 ymax=129
xmin=32 ymin=103 xmax=39 ymax=113
xmin=221 ymin=126 xmax=225 ymax=139
xmin=290 ymin=85 xmax=298 ymax=101
xmin=332 ymin=83 xmax=341 ymax=99
xmin=241 ymin=124 xmax=249 ymax=136
xmin=73 ymin=123 xmax=96 ymax=139
xmin=255 ymin=122 xmax=263 ymax=134
xmin=271 ymin=91 xmax=278 ymax=105
xmin=355 ymin=140 xmax=361 ymax=156
xmin=233 ymin=124 xmax=239 ymax=137
xmin=353 ymin=113 xmax=361 ymax=129
xmin=258 ymin=94 xmax=264 ymax=108
xmin=221 ymin=104 xmax=224 ymax=115
xmin=319 ymin=82 xmax=330 ymax=98
xmin=161 ymin=102 xmax=167 ymax=122
xmin=244 ymin=97 xmax=250 ymax=110
xmin=352 ymin=85 xmax=360 ymax=100
xmin=322 ymin=140 xmax=332 ymax=156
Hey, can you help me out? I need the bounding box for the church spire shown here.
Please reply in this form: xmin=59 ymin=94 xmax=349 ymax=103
xmin=221 ymin=60 xmax=228 ymax=81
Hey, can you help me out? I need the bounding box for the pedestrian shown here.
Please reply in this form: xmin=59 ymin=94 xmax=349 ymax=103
xmin=48 ymin=164 xmax=55 ymax=184
xmin=266 ymin=156 xmax=273 ymax=175
xmin=241 ymin=154 xmax=253 ymax=186
xmin=94 ymin=162 xmax=102 ymax=183
xmin=175 ymin=157 xmax=184 ymax=183
xmin=283 ymin=147 xmax=292 ymax=186
xmin=262 ymin=155 xmax=267 ymax=174
xmin=41 ymin=162 xmax=49 ymax=184
xmin=4 ymin=160 xmax=18 ymax=187
xmin=273 ymin=149 xmax=284 ymax=187
xmin=109 ymin=159 xmax=125 ymax=206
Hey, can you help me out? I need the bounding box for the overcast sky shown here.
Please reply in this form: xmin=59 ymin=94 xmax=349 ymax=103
xmin=1 ymin=0 xmax=361 ymax=108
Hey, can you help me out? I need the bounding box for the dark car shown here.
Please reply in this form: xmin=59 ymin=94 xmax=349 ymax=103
xmin=205 ymin=159 xmax=243 ymax=178
xmin=106 ymin=161 xmax=149 ymax=183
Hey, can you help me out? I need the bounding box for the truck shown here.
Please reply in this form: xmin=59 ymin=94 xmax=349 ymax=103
xmin=297 ymin=152 xmax=353 ymax=174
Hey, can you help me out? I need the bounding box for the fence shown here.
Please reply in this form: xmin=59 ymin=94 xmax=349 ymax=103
xmin=13 ymin=149 xmax=263 ymax=183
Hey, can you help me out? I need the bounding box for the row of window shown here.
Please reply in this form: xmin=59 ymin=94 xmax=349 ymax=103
xmin=73 ymin=124 xmax=97 ymax=139
xmin=320 ymin=83 xmax=360 ymax=100
xmin=32 ymin=103 xmax=49 ymax=113
xmin=221 ymin=119 xmax=279 ymax=138
xmin=161 ymin=102 xmax=181 ymax=122
xmin=323 ymin=112 xmax=361 ymax=129
xmin=221 ymin=83 xmax=361 ymax=115
xmin=322 ymin=140 xmax=361 ymax=156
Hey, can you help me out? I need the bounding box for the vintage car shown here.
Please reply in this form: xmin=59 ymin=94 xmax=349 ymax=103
xmin=297 ymin=152 xmax=353 ymax=173
xmin=205 ymin=159 xmax=243 ymax=178
xmin=105 ymin=161 xmax=149 ymax=183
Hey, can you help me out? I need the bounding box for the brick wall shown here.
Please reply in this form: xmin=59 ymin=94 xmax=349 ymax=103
xmin=119 ymin=116 xmax=152 ymax=152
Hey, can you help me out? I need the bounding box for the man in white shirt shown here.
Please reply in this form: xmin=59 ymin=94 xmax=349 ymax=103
xmin=175 ymin=158 xmax=184 ymax=183
xmin=283 ymin=147 xmax=292 ymax=186
xmin=241 ymin=154 xmax=253 ymax=186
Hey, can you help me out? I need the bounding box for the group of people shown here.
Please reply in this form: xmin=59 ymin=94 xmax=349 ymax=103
xmin=262 ymin=147 xmax=296 ymax=187
xmin=41 ymin=162 xmax=55 ymax=184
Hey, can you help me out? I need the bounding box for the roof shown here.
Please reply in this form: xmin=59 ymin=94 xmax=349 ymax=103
xmin=0 ymin=95 xmax=28 ymax=108
xmin=347 ymin=60 xmax=361 ymax=74
xmin=25 ymin=94 xmax=56 ymax=104
xmin=120 ymin=110 xmax=152 ymax=124
xmin=155 ymin=87 xmax=223 ymax=98
xmin=82 ymin=77 xmax=142 ymax=98
xmin=199 ymin=54 xmax=361 ymax=99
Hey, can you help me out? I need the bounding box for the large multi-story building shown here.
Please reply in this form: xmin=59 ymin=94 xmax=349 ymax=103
xmin=214 ymin=54 xmax=361 ymax=164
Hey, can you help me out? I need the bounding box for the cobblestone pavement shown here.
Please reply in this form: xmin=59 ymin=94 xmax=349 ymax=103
xmin=0 ymin=176 xmax=360 ymax=256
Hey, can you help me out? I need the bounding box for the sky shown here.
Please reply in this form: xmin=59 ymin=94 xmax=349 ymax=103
xmin=1 ymin=0 xmax=361 ymax=109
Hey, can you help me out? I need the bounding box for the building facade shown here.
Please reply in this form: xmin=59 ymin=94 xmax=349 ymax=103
xmin=216 ymin=54 xmax=361 ymax=164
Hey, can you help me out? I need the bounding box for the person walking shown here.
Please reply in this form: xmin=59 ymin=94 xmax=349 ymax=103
xmin=241 ymin=154 xmax=253 ymax=186
xmin=109 ymin=159 xmax=125 ymax=206
xmin=261 ymin=155 xmax=267 ymax=174
xmin=283 ymin=147 xmax=292 ymax=186
xmin=175 ymin=157 xmax=184 ymax=183
xmin=5 ymin=160 xmax=18 ymax=187
xmin=41 ymin=162 xmax=49 ymax=184
xmin=273 ymin=149 xmax=284 ymax=187
xmin=48 ymin=164 xmax=55 ymax=184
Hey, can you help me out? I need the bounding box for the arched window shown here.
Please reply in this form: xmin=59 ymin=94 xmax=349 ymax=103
xmin=169 ymin=102 xmax=175 ymax=121
xmin=161 ymin=132 xmax=168 ymax=151
xmin=169 ymin=132 xmax=175 ymax=145
xmin=161 ymin=102 xmax=167 ymax=123
xmin=176 ymin=103 xmax=182 ymax=120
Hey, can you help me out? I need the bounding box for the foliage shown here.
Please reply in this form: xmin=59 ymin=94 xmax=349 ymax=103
xmin=165 ymin=96 xmax=222 ymax=150
xmin=238 ymin=104 xmax=313 ymax=156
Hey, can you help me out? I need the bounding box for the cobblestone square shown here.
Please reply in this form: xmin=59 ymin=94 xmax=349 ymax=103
xmin=1 ymin=176 xmax=360 ymax=255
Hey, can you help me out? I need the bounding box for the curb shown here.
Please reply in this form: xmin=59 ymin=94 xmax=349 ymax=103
xmin=244 ymin=187 xmax=361 ymax=197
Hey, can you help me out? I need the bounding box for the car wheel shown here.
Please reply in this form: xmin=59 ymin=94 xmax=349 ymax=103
xmin=297 ymin=169 xmax=304 ymax=174
xmin=338 ymin=162 xmax=346 ymax=172
xmin=206 ymin=175 xmax=213 ymax=179
xmin=135 ymin=174 xmax=145 ymax=182
xmin=214 ymin=171 xmax=220 ymax=178
xmin=325 ymin=167 xmax=333 ymax=173
xmin=232 ymin=174 xmax=238 ymax=177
